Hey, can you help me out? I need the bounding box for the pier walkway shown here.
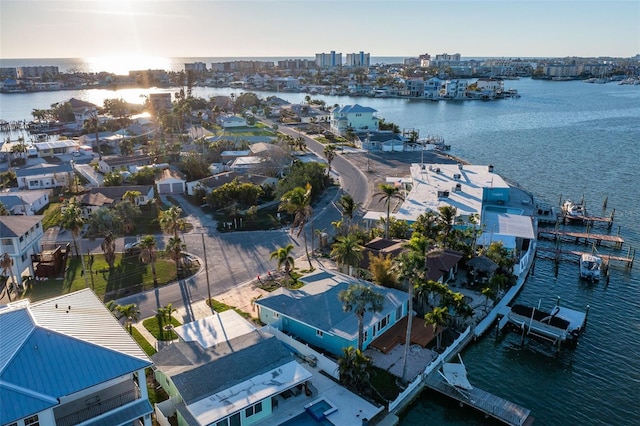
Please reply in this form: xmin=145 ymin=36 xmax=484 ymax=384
xmin=538 ymin=228 xmax=624 ymax=249
xmin=424 ymin=373 xmax=534 ymax=426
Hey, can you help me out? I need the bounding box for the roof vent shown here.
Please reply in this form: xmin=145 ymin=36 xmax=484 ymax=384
xmin=437 ymin=190 xmax=450 ymax=198
xmin=454 ymin=183 xmax=462 ymax=191
xmin=435 ymin=167 xmax=441 ymax=173
xmin=458 ymin=163 xmax=463 ymax=170
xmin=453 ymin=173 xmax=461 ymax=180
xmin=488 ymin=164 xmax=494 ymax=173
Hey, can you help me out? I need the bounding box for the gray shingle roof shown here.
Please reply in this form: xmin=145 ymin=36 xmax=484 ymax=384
xmin=15 ymin=163 xmax=72 ymax=177
xmin=0 ymin=215 xmax=44 ymax=238
xmin=256 ymin=270 xmax=408 ymax=341
xmin=152 ymin=332 xmax=293 ymax=404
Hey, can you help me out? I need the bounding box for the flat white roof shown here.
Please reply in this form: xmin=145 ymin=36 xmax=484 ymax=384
xmin=392 ymin=163 xmax=509 ymax=223
xmin=33 ymin=140 xmax=77 ymax=150
xmin=481 ymin=211 xmax=535 ymax=239
xmin=174 ymin=310 xmax=256 ymax=349
xmin=189 ymin=360 xmax=312 ymax=425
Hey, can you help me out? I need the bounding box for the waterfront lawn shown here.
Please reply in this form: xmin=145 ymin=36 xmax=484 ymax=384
xmin=370 ymin=366 xmax=402 ymax=402
xmin=223 ymin=125 xmax=276 ymax=137
xmin=20 ymin=253 xmax=184 ymax=303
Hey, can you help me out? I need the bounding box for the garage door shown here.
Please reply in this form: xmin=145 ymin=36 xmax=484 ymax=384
xmin=171 ymin=182 xmax=184 ymax=193
xmin=158 ymin=183 xmax=171 ymax=194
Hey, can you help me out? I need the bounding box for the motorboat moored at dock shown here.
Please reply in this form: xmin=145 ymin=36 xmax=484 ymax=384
xmin=580 ymin=253 xmax=602 ymax=281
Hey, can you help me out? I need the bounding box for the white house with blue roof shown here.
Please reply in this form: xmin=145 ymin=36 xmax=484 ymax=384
xmin=330 ymin=104 xmax=379 ymax=137
xmin=0 ymin=289 xmax=153 ymax=426
xmin=256 ymin=269 xmax=409 ymax=357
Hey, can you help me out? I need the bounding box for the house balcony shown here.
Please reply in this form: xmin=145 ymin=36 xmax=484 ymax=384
xmin=54 ymin=380 xmax=142 ymax=426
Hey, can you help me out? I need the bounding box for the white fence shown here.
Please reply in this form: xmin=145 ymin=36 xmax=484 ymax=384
xmin=388 ymin=326 xmax=472 ymax=412
xmin=263 ymin=324 xmax=340 ymax=380
xmin=154 ymin=396 xmax=180 ymax=426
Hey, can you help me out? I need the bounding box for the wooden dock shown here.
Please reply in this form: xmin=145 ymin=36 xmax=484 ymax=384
xmin=537 ymin=247 xmax=635 ymax=268
xmin=538 ymin=228 xmax=625 ymax=249
xmin=424 ymin=373 xmax=534 ymax=426
xmin=561 ymin=212 xmax=615 ymax=228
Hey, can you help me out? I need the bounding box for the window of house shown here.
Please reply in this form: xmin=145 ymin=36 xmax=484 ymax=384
xmin=24 ymin=415 xmax=40 ymax=426
xmin=1 ymin=239 xmax=11 ymax=247
xmin=396 ymin=305 xmax=403 ymax=320
xmin=364 ymin=330 xmax=368 ymax=342
xmin=273 ymin=312 xmax=279 ymax=319
xmin=19 ymin=236 xmax=24 ymax=242
xmin=316 ymin=329 xmax=323 ymax=338
xmin=245 ymin=401 xmax=263 ymax=417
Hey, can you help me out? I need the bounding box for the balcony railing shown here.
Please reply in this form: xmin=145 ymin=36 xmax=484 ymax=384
xmin=55 ymin=387 xmax=140 ymax=426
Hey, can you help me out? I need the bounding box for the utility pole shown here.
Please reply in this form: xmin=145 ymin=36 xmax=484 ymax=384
xmin=201 ymin=233 xmax=211 ymax=304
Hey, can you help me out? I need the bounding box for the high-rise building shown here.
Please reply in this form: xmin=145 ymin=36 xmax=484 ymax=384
xmin=315 ymin=51 xmax=342 ymax=68
xmin=345 ymin=51 xmax=370 ymax=67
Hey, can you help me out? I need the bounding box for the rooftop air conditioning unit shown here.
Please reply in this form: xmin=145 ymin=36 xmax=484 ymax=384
xmin=453 ymin=173 xmax=461 ymax=180
xmin=488 ymin=164 xmax=494 ymax=173
xmin=454 ymin=183 xmax=462 ymax=191
xmin=458 ymin=163 xmax=463 ymax=170
xmin=435 ymin=168 xmax=441 ymax=173
xmin=437 ymin=190 xmax=450 ymax=198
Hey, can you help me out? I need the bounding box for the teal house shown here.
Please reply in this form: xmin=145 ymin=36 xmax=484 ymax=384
xmin=256 ymin=269 xmax=409 ymax=357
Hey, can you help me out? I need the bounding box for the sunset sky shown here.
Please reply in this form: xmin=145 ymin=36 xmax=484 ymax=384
xmin=1 ymin=0 xmax=639 ymax=60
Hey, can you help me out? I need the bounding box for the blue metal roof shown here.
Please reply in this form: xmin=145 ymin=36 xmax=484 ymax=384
xmin=15 ymin=163 xmax=73 ymax=177
xmin=335 ymin=104 xmax=377 ymax=114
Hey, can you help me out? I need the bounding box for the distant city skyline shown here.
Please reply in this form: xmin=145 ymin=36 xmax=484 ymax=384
xmin=1 ymin=0 xmax=639 ymax=61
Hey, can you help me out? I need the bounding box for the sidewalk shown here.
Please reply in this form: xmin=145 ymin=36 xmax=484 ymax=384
xmin=132 ymin=256 xmax=335 ymax=351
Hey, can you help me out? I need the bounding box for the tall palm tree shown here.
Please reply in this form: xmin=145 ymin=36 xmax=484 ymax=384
xmin=330 ymin=235 xmax=363 ymax=276
xmin=166 ymin=236 xmax=186 ymax=276
xmin=338 ymin=283 xmax=385 ymax=352
xmin=375 ymin=183 xmax=404 ymax=239
xmin=437 ymin=205 xmax=458 ymax=246
xmin=159 ymin=205 xmax=187 ymax=239
xmin=337 ymin=194 xmax=360 ymax=232
xmin=269 ymin=244 xmax=295 ymax=277
xmin=323 ymin=144 xmax=336 ymax=175
xmin=101 ymin=232 xmax=117 ymax=269
xmin=61 ymin=199 xmax=85 ymax=257
xmin=122 ymin=190 xmax=141 ymax=205
xmin=117 ymin=303 xmax=140 ymax=334
xmin=425 ymin=306 xmax=450 ymax=351
xmin=279 ymin=183 xmax=313 ymax=269
xmin=138 ymin=235 xmax=158 ymax=285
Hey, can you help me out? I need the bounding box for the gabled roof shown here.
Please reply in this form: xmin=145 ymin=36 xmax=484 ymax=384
xmin=0 ymin=215 xmax=44 ymax=238
xmin=85 ymin=185 xmax=153 ymax=201
xmin=0 ymin=290 xmax=152 ymax=424
xmin=15 ymin=162 xmax=72 ymax=177
xmin=256 ymin=269 xmax=408 ymax=341
xmin=100 ymin=154 xmax=152 ymax=166
xmin=426 ymin=249 xmax=464 ymax=281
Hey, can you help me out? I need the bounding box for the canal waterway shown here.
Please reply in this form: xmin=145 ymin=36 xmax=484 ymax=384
xmin=1 ymin=78 xmax=639 ymax=425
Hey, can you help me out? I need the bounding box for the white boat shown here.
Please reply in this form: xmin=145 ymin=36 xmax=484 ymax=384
xmin=580 ymin=253 xmax=602 ymax=281
xmin=502 ymin=302 xmax=587 ymax=344
xmin=562 ymin=199 xmax=586 ymax=221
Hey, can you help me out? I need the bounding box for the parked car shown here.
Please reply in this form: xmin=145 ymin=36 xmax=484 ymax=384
xmin=124 ymin=240 xmax=142 ymax=254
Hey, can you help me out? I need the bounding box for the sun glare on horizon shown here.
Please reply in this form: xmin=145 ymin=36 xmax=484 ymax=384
xmin=84 ymin=55 xmax=171 ymax=75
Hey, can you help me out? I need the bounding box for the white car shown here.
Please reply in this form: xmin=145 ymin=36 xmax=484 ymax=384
xmin=124 ymin=241 xmax=142 ymax=253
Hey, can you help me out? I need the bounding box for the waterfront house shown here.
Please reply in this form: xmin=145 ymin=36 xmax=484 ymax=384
xmin=0 ymin=215 xmax=44 ymax=288
xmin=0 ymin=289 xmax=154 ymax=426
xmin=152 ymin=310 xmax=313 ymax=426
xmin=441 ymin=79 xmax=469 ymax=99
xmin=15 ymin=163 xmax=72 ymax=190
xmin=0 ymin=189 xmax=50 ymax=215
xmin=256 ymin=269 xmax=409 ymax=357
xmin=330 ymin=104 xmax=379 ymax=136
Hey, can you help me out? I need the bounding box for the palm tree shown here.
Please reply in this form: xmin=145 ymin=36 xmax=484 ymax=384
xmin=114 ymin=200 xmax=141 ymax=234
xmin=338 ymin=283 xmax=385 ymax=352
xmin=166 ymin=236 xmax=186 ymax=276
xmin=337 ymin=194 xmax=360 ymax=232
xmin=375 ymin=183 xmax=404 ymax=239
xmin=279 ymin=183 xmax=313 ymax=269
xmin=437 ymin=205 xmax=458 ymax=246
xmin=323 ymin=144 xmax=336 ymax=175
xmin=101 ymin=232 xmax=117 ymax=269
xmin=330 ymin=235 xmax=363 ymax=276
xmin=159 ymin=205 xmax=187 ymax=239
xmin=157 ymin=302 xmax=177 ymax=329
xmin=425 ymin=306 xmax=450 ymax=351
xmin=122 ymin=190 xmax=141 ymax=205
xmin=61 ymin=199 xmax=85 ymax=257
xmin=138 ymin=235 xmax=158 ymax=285
xmin=337 ymin=346 xmax=373 ymax=393
xmin=105 ymin=300 xmax=121 ymax=318
xmin=117 ymin=303 xmax=140 ymax=334
xmin=269 ymin=244 xmax=295 ymax=278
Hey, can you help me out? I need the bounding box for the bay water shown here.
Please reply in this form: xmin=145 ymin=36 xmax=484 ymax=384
xmin=1 ymin=78 xmax=639 ymax=425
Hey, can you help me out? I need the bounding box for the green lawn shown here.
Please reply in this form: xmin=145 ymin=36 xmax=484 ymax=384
xmin=42 ymin=202 xmax=62 ymax=230
xmin=370 ymin=366 xmax=402 ymax=401
xmin=206 ymin=298 xmax=252 ymax=320
xmin=20 ymin=252 xmax=196 ymax=303
xmin=131 ymin=327 xmax=157 ymax=356
xmin=142 ymin=315 xmax=182 ymax=341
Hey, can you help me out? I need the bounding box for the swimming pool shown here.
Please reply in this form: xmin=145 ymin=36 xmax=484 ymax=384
xmin=305 ymin=399 xmax=335 ymax=420
xmin=484 ymin=205 xmax=524 ymax=215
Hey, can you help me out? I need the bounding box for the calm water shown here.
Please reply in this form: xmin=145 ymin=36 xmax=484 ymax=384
xmin=1 ymin=79 xmax=639 ymax=425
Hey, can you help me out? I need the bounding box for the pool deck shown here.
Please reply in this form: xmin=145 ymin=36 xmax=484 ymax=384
xmin=254 ymin=359 xmax=384 ymax=426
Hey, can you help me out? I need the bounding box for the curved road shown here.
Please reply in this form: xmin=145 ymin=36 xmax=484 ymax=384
xmin=114 ymin=123 xmax=370 ymax=319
